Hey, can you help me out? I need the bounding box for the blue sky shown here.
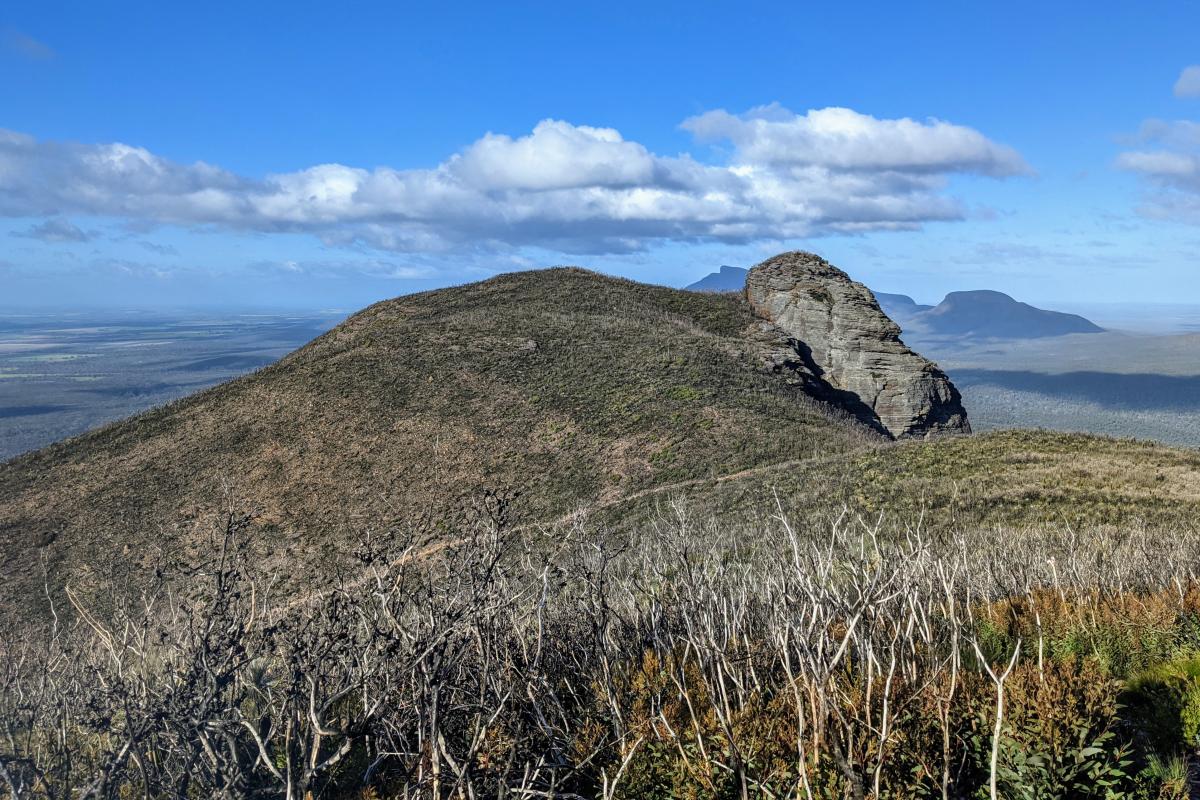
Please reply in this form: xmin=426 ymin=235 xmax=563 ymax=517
xmin=2 ymin=1 xmax=1199 ymax=309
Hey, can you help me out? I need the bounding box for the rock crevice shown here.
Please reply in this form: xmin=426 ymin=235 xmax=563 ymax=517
xmin=746 ymin=251 xmax=970 ymax=439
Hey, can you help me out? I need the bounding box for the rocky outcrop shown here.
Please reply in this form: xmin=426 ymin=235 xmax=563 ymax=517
xmin=746 ymin=251 xmax=969 ymax=439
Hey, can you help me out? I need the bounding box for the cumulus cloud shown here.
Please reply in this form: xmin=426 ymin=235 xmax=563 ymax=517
xmin=1122 ymin=70 xmax=1200 ymax=220
xmin=1118 ymin=118 xmax=1200 ymax=222
xmin=1175 ymin=66 xmax=1200 ymax=99
xmin=11 ymin=217 xmax=96 ymax=242
xmin=682 ymin=104 xmax=1030 ymax=177
xmin=0 ymin=106 xmax=1027 ymax=255
xmin=1117 ymin=150 xmax=1200 ymax=191
xmin=451 ymin=120 xmax=661 ymax=191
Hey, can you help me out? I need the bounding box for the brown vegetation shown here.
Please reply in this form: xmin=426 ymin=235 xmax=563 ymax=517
xmin=0 ymin=269 xmax=879 ymax=620
xmin=8 ymin=269 xmax=1200 ymax=798
xmin=4 ymin=500 xmax=1200 ymax=798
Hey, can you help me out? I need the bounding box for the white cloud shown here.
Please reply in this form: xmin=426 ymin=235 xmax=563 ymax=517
xmin=249 ymin=258 xmax=433 ymax=280
xmin=1116 ymin=150 xmax=1200 ymax=191
xmin=0 ymin=106 xmax=1027 ymax=255
xmin=137 ymin=240 xmax=180 ymax=256
xmin=1175 ymin=65 xmax=1200 ymax=98
xmin=1118 ymin=118 xmax=1200 ymax=222
xmin=682 ymin=104 xmax=1030 ymax=177
xmin=450 ymin=120 xmax=660 ymax=191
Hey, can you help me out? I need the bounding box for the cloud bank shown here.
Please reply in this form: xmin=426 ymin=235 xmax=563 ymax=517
xmin=0 ymin=106 xmax=1028 ymax=255
xmin=1118 ymin=118 xmax=1200 ymax=224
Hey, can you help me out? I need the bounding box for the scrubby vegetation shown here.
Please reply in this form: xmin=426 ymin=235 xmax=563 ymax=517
xmin=0 ymin=269 xmax=877 ymax=622
xmin=8 ymin=271 xmax=1200 ymax=798
xmin=603 ymin=430 xmax=1200 ymax=538
xmin=5 ymin=497 xmax=1200 ymax=798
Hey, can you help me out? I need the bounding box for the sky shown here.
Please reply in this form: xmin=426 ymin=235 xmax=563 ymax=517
xmin=2 ymin=1 xmax=1200 ymax=310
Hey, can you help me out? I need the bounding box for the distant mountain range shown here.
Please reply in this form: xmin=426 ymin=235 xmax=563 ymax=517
xmin=685 ymin=268 xmax=1104 ymax=340
xmin=882 ymin=290 xmax=1104 ymax=339
xmin=873 ymin=292 xmax=933 ymax=317
xmin=685 ymin=265 xmax=749 ymax=291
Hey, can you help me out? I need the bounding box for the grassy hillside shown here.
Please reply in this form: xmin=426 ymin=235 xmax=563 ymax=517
xmin=607 ymin=429 xmax=1200 ymax=532
xmin=0 ymin=268 xmax=878 ymax=616
xmin=10 ymin=268 xmax=1200 ymax=797
xmin=7 ymin=268 xmax=1200 ymax=620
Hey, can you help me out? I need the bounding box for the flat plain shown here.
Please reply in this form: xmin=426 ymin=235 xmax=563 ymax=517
xmin=0 ymin=311 xmax=344 ymax=461
xmin=915 ymin=329 xmax=1200 ymax=448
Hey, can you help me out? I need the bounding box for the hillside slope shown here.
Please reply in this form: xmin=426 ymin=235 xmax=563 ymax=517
xmin=605 ymin=428 xmax=1200 ymax=534
xmin=0 ymin=268 xmax=880 ymax=614
xmin=6 ymin=263 xmax=1198 ymax=627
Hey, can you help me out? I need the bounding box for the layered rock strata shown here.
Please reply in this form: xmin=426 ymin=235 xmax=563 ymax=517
xmin=746 ymin=251 xmax=970 ymax=438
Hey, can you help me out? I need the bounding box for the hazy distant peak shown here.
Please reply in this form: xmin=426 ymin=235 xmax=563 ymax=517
xmin=874 ymin=292 xmax=934 ymax=314
xmin=685 ymin=265 xmax=748 ymax=292
xmin=875 ymin=292 xmax=920 ymax=306
xmin=914 ymin=289 xmax=1104 ymax=338
xmin=936 ymin=289 xmax=1018 ymax=304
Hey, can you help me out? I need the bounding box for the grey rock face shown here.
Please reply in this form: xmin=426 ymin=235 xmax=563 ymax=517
xmin=746 ymin=251 xmax=970 ymax=439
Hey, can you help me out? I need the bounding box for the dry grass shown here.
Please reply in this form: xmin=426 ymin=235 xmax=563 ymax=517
xmin=6 ymin=505 xmax=1200 ymax=798
xmin=0 ymin=269 xmax=877 ymax=620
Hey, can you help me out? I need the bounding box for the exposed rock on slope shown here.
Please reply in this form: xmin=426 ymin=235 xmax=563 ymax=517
xmin=746 ymin=252 xmax=970 ymax=438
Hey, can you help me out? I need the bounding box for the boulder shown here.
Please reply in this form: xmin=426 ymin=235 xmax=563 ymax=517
xmin=745 ymin=251 xmax=970 ymax=438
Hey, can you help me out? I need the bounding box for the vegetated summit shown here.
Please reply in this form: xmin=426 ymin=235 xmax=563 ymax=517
xmin=6 ymin=251 xmax=1197 ymax=626
xmin=0 ymin=262 xmax=897 ymax=615
xmin=14 ymin=255 xmax=1200 ymax=800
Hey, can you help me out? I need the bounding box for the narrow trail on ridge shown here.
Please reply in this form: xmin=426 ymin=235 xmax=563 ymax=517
xmin=270 ymin=442 xmax=884 ymax=618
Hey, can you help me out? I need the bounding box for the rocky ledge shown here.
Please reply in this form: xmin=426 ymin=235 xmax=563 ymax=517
xmin=746 ymin=251 xmax=970 ymax=439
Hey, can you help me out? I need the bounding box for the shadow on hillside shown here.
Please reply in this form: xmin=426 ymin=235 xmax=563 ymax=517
xmin=170 ymin=354 xmax=276 ymax=372
xmin=948 ymin=369 xmax=1200 ymax=412
xmin=0 ymin=404 xmax=72 ymax=418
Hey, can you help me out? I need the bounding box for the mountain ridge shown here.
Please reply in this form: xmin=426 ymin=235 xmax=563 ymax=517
xmin=685 ymin=267 xmax=1104 ymax=340
xmin=0 ymin=265 xmax=887 ymax=618
xmin=684 ymin=264 xmax=748 ymax=291
xmin=909 ymin=289 xmax=1105 ymax=338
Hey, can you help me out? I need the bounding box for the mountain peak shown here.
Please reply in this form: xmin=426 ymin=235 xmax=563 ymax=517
xmin=916 ymin=289 xmax=1104 ymax=337
xmin=685 ymin=265 xmax=748 ymax=292
xmin=940 ymin=289 xmax=1017 ymax=303
xmin=0 ymin=264 xmax=882 ymax=618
